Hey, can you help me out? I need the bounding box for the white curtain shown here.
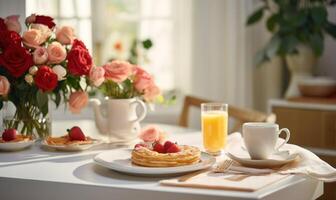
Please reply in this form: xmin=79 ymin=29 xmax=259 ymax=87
xmin=191 ymin=0 xmax=256 ymax=108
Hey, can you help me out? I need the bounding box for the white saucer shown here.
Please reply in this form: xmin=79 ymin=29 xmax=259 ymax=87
xmin=0 ymin=139 xmax=35 ymax=151
xmin=41 ymin=139 xmax=102 ymax=151
xmin=227 ymin=150 xmax=300 ymax=168
xmin=94 ymin=148 xmax=216 ymax=177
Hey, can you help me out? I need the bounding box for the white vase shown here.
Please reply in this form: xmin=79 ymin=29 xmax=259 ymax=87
xmin=90 ymin=98 xmax=147 ymax=143
xmin=285 ymin=45 xmax=317 ymax=98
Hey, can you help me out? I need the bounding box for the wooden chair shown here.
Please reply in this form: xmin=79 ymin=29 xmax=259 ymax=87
xmin=179 ymin=95 xmax=276 ymax=132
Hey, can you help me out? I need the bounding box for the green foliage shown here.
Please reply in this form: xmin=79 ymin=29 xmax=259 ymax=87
xmin=246 ymin=0 xmax=336 ymax=65
xmin=246 ymin=7 xmax=265 ymax=25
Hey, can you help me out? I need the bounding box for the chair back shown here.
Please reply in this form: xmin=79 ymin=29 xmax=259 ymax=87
xmin=179 ymin=95 xmax=276 ymax=132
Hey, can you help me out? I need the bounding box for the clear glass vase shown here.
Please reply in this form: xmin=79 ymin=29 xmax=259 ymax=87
xmin=2 ymin=102 xmax=52 ymax=138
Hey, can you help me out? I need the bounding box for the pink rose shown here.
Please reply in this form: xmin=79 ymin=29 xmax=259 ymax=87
xmin=89 ymin=66 xmax=105 ymax=87
xmin=103 ymin=60 xmax=132 ymax=83
xmin=5 ymin=15 xmax=21 ymax=33
xmin=139 ymin=126 xmax=160 ymax=142
xmin=47 ymin=42 xmax=66 ymax=64
xmin=0 ymin=75 xmax=10 ymax=96
xmin=56 ymin=26 xmax=75 ymax=45
xmin=143 ymin=84 xmax=160 ymax=102
xmin=33 ymin=47 xmax=48 ymax=64
xmin=68 ymin=91 xmax=89 ymax=114
xmin=22 ymin=29 xmax=45 ymax=48
xmin=134 ymin=66 xmax=154 ymax=92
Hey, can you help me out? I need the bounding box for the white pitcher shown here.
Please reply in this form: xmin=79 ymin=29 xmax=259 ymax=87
xmin=90 ymin=98 xmax=147 ymax=143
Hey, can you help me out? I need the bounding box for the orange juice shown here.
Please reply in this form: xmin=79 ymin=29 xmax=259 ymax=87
xmin=201 ymin=111 xmax=228 ymax=154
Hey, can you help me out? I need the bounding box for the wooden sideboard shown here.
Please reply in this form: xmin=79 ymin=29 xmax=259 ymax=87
xmin=269 ymin=99 xmax=336 ymax=200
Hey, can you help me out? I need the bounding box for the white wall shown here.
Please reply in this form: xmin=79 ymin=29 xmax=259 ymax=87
xmin=0 ymin=0 xmax=25 ymax=23
xmin=318 ymin=8 xmax=336 ymax=78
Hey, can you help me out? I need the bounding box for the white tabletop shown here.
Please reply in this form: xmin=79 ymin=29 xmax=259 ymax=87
xmin=0 ymin=120 xmax=323 ymax=200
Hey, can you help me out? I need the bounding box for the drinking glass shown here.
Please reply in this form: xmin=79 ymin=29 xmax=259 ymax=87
xmin=201 ymin=103 xmax=228 ymax=156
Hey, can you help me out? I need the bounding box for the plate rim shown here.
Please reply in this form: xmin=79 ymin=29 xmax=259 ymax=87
xmin=0 ymin=139 xmax=35 ymax=150
xmin=226 ymin=152 xmax=300 ymax=167
xmin=93 ymin=148 xmax=216 ymax=175
xmin=40 ymin=139 xmax=101 ymax=151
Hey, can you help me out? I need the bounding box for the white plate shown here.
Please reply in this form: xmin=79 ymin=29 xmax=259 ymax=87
xmin=227 ymin=150 xmax=300 ymax=168
xmin=0 ymin=139 xmax=35 ymax=151
xmin=41 ymin=139 xmax=101 ymax=151
xmin=94 ymin=148 xmax=216 ymax=176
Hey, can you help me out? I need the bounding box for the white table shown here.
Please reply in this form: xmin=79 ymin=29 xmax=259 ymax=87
xmin=0 ymin=120 xmax=323 ymax=200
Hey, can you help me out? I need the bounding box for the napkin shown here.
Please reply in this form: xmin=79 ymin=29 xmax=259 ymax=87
xmin=225 ymin=132 xmax=336 ymax=182
xmin=160 ymin=171 xmax=289 ymax=192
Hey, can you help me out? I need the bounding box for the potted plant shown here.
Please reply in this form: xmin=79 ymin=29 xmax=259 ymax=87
xmin=247 ymin=0 xmax=336 ymax=97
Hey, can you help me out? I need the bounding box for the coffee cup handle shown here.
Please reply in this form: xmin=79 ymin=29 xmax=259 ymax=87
xmin=275 ymin=128 xmax=290 ymax=151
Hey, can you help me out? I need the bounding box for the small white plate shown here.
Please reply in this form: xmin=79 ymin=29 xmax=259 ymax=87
xmin=0 ymin=139 xmax=35 ymax=151
xmin=41 ymin=139 xmax=101 ymax=151
xmin=94 ymin=148 xmax=216 ymax=177
xmin=227 ymin=150 xmax=300 ymax=168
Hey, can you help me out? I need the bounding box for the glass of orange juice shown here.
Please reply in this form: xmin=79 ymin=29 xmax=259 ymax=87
xmin=201 ymin=103 xmax=228 ymax=156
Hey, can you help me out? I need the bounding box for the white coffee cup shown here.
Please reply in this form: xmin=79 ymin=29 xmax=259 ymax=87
xmin=242 ymin=122 xmax=290 ymax=160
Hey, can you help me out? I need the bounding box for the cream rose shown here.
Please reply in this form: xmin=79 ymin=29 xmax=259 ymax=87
xmin=22 ymin=29 xmax=45 ymax=49
xmin=52 ymin=65 xmax=67 ymax=80
xmin=47 ymin=42 xmax=66 ymax=64
xmin=56 ymin=26 xmax=75 ymax=45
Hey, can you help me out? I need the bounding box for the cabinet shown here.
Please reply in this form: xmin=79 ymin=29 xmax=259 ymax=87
xmin=269 ymin=99 xmax=336 ymax=200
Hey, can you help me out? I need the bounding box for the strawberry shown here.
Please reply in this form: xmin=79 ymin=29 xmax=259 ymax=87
xmin=153 ymin=142 xmax=165 ymax=153
xmin=163 ymin=141 xmax=174 ymax=151
xmin=134 ymin=143 xmax=147 ymax=149
xmin=2 ymin=129 xmax=17 ymax=141
xmin=67 ymin=126 xmax=85 ymax=141
xmin=166 ymin=144 xmax=180 ymax=153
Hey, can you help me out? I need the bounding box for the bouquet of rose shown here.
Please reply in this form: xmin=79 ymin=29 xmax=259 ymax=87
xmin=90 ymin=60 xmax=161 ymax=102
xmin=0 ymin=14 xmax=93 ymax=137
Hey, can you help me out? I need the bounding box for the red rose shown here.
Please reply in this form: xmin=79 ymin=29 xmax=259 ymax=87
xmin=71 ymin=39 xmax=87 ymax=50
xmin=35 ymin=15 xmax=55 ymax=29
xmin=34 ymin=66 xmax=58 ymax=92
xmin=0 ymin=30 xmax=21 ymax=50
xmin=0 ymin=18 xmax=7 ymax=31
xmin=67 ymin=39 xmax=93 ymax=76
xmin=0 ymin=45 xmax=33 ymax=78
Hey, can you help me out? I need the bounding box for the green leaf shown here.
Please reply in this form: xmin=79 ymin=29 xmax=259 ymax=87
xmin=325 ymin=21 xmax=336 ymax=38
xmin=36 ymin=90 xmax=48 ymax=110
xmin=246 ymin=7 xmax=264 ymax=26
xmin=40 ymin=102 xmax=49 ymax=117
xmin=266 ymin=14 xmax=279 ymax=32
xmin=55 ymin=92 xmax=61 ymax=108
xmin=142 ymin=39 xmax=153 ymax=49
xmin=254 ymin=49 xmax=269 ymax=66
xmin=309 ymin=33 xmax=324 ymax=56
xmin=266 ymin=35 xmax=281 ymax=58
xmin=311 ymin=6 xmax=327 ymax=25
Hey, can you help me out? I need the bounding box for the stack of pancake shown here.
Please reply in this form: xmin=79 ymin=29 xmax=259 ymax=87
xmin=131 ymin=145 xmax=201 ymax=167
xmin=46 ymin=135 xmax=93 ymax=145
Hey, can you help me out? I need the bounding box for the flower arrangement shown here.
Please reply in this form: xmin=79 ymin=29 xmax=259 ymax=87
xmin=0 ymin=14 xmax=93 ymax=137
xmin=90 ymin=60 xmax=161 ymax=102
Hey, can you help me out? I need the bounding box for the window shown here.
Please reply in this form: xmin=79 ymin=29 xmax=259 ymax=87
xmin=26 ymin=0 xmax=192 ymax=93
xmin=26 ymin=0 xmax=92 ymax=53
